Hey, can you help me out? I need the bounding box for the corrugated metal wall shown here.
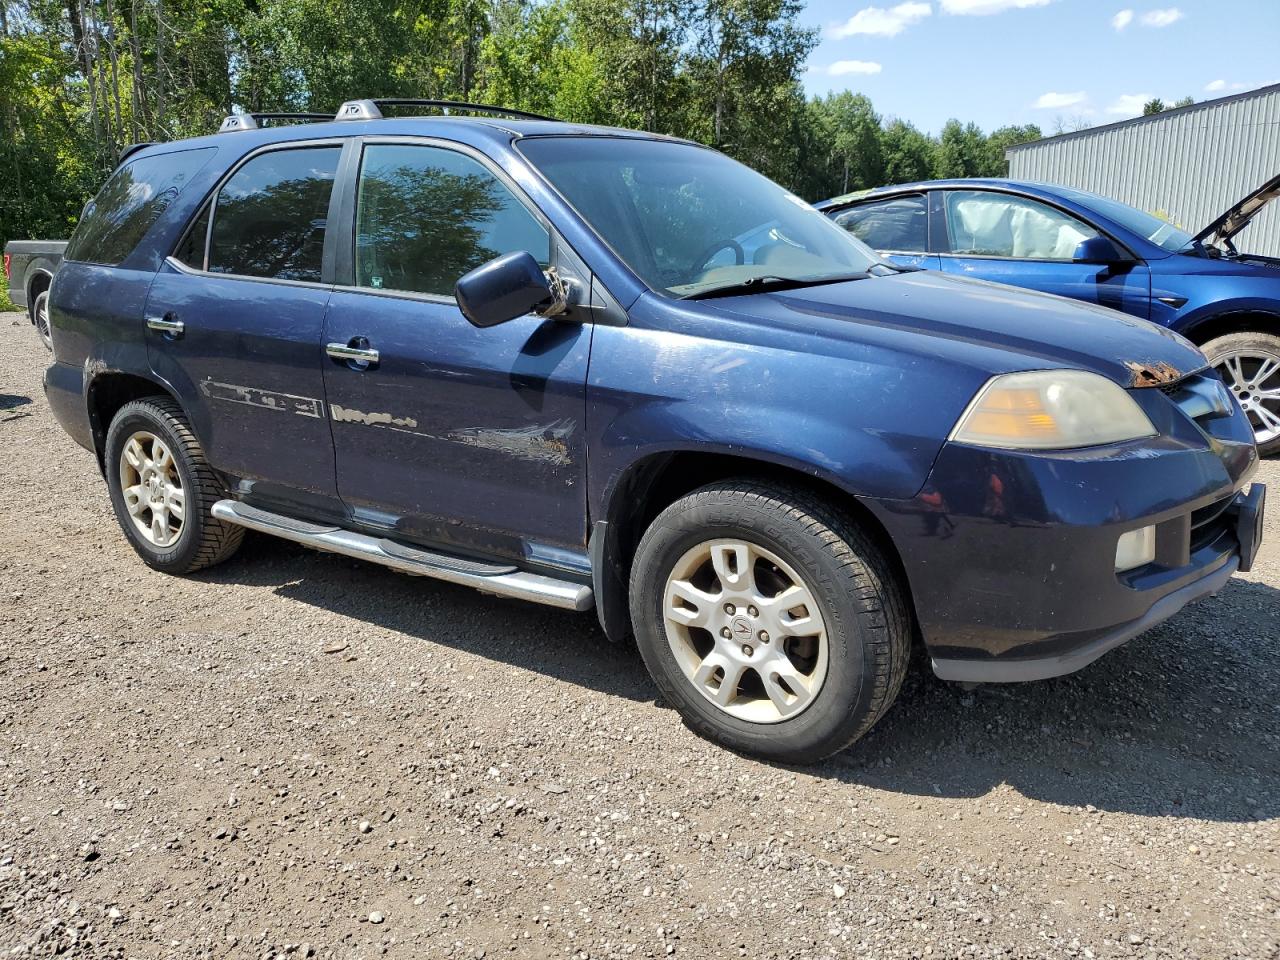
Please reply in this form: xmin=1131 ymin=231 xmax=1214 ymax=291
xmin=1007 ymin=84 xmax=1280 ymax=257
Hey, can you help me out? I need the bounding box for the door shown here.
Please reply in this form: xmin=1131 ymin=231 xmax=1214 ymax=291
xmin=145 ymin=142 xmax=346 ymax=515
xmin=831 ymin=193 xmax=941 ymax=270
xmin=321 ymin=140 xmax=590 ymax=558
xmin=937 ymin=189 xmax=1150 ymax=317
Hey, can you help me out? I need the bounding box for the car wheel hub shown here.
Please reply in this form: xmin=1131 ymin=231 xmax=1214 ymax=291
xmin=662 ymin=538 xmax=829 ymax=724
xmin=1216 ymin=350 xmax=1280 ymax=443
xmin=119 ymin=431 xmax=186 ymax=548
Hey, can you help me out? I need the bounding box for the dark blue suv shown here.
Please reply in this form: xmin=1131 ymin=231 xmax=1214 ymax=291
xmin=45 ymin=100 xmax=1266 ymax=761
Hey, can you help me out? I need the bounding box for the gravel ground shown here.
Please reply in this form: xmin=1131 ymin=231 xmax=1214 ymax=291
xmin=1 ymin=312 xmax=1278 ymax=960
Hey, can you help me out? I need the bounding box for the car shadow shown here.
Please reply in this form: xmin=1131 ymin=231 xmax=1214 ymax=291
xmin=0 ymin=393 xmax=32 ymax=422
xmin=197 ymin=535 xmax=1280 ymax=823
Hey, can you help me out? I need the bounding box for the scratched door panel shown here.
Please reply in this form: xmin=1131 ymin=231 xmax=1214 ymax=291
xmin=321 ymin=289 xmax=591 ymax=555
xmin=145 ymin=264 xmax=341 ymax=511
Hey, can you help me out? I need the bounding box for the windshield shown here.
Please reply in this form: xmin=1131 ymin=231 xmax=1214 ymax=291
xmin=518 ymin=137 xmax=881 ymax=297
xmin=1055 ymin=187 xmax=1196 ymax=253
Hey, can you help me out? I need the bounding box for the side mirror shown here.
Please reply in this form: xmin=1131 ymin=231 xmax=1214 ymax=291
xmin=1073 ymin=235 xmax=1126 ymax=264
xmin=455 ymin=251 xmax=559 ymax=328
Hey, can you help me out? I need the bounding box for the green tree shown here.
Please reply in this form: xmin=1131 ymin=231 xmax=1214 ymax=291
xmin=1142 ymin=97 xmax=1167 ymax=115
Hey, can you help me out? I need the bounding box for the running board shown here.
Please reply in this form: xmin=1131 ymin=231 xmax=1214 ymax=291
xmin=211 ymin=500 xmax=594 ymax=612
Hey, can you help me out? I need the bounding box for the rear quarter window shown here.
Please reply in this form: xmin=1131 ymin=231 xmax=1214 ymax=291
xmin=65 ymin=147 xmax=218 ymax=266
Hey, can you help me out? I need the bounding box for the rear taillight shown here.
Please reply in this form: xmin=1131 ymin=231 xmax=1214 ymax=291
xmin=2 ymin=253 xmax=9 ymax=281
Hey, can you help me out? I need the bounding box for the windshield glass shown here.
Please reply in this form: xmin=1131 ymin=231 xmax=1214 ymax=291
xmin=518 ymin=137 xmax=880 ymax=297
xmin=1055 ymin=187 xmax=1195 ymax=253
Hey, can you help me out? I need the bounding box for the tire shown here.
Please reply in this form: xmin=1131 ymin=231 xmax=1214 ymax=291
xmin=32 ymin=290 xmax=52 ymax=351
xmin=629 ymin=480 xmax=911 ymax=763
xmin=104 ymin=397 xmax=244 ymax=574
xmin=1200 ymin=330 xmax=1280 ymax=457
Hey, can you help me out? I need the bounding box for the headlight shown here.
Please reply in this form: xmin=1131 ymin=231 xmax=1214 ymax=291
xmin=950 ymin=370 xmax=1157 ymax=450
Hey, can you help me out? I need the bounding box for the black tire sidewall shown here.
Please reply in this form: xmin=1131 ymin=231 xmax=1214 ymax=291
xmin=1201 ymin=331 xmax=1280 ymax=456
xmin=631 ymin=492 xmax=882 ymax=761
xmin=105 ymin=403 xmax=206 ymax=572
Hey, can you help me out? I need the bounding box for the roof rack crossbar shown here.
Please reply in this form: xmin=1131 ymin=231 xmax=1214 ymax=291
xmin=334 ymin=98 xmax=557 ymax=123
xmin=218 ymin=112 xmax=335 ymax=134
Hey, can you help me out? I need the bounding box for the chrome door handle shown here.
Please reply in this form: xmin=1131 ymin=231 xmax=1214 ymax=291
xmin=326 ymin=342 xmax=380 ymax=365
xmin=146 ymin=316 xmax=184 ymax=337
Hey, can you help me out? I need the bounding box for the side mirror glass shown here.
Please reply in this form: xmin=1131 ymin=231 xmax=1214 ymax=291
xmin=454 ymin=251 xmax=557 ymax=328
xmin=1073 ymin=235 xmax=1125 ymax=264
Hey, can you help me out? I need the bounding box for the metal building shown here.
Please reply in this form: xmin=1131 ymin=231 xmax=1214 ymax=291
xmin=1006 ymin=83 xmax=1280 ymax=256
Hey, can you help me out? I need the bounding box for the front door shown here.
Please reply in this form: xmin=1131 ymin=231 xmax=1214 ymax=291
xmin=831 ymin=193 xmax=942 ymax=270
xmin=937 ymin=189 xmax=1151 ymax=318
xmin=145 ymin=142 xmax=346 ymax=515
xmin=320 ymin=140 xmax=590 ymax=559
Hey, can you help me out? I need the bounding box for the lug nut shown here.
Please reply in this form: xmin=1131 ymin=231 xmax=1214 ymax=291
xmin=720 ymin=627 xmax=731 ymax=639
xmin=758 ymin=631 xmax=770 ymax=643
xmin=747 ymin=605 xmax=759 ymax=617
xmin=741 ymin=644 xmax=754 ymax=657
xmin=724 ymin=603 xmax=736 ymax=615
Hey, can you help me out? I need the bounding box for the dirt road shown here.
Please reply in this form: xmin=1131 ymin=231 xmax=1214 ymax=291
xmin=1 ymin=313 xmax=1277 ymax=959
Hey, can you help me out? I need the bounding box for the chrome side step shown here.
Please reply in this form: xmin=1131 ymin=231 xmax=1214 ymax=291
xmin=211 ymin=500 xmax=594 ymax=612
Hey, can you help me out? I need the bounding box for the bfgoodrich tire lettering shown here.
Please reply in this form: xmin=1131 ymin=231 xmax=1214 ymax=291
xmin=105 ymin=397 xmax=244 ymax=574
xmin=629 ymin=480 xmax=911 ymax=763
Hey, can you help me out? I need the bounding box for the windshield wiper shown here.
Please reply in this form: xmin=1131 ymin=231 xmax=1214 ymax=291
xmin=682 ymin=272 xmax=869 ymax=301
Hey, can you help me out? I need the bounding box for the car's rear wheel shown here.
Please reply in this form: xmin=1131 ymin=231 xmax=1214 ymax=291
xmin=32 ymin=290 xmax=52 ymax=351
xmin=629 ymin=480 xmax=911 ymax=763
xmin=1201 ymin=331 xmax=1280 ymax=456
xmin=105 ymin=397 xmax=244 ymax=574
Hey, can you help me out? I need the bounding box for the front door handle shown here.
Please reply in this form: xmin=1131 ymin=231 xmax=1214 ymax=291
xmin=146 ymin=315 xmax=184 ymax=338
xmin=326 ymin=339 xmax=380 ymax=369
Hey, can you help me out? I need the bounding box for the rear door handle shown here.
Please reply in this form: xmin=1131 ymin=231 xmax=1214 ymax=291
xmin=146 ymin=315 xmax=184 ymax=338
xmin=326 ymin=340 xmax=380 ymax=368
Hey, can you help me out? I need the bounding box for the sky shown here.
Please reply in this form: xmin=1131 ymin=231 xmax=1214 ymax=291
xmin=799 ymin=0 xmax=1280 ymax=135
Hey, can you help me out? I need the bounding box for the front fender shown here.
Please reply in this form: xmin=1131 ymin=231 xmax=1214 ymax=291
xmin=585 ymin=305 xmax=989 ymax=520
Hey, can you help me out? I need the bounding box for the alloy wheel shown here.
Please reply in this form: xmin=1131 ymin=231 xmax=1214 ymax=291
xmin=118 ymin=431 xmax=186 ymax=547
xmin=1217 ymin=350 xmax=1280 ymax=444
xmin=34 ymin=296 xmax=52 ymax=351
xmin=662 ymin=538 xmax=829 ymax=724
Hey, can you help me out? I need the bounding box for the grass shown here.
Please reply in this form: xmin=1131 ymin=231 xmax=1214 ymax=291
xmin=0 ymin=281 xmax=17 ymax=313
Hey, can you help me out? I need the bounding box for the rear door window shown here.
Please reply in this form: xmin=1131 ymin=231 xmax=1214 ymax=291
xmin=65 ymin=147 xmax=218 ymax=266
xmin=834 ymin=195 xmax=928 ymax=253
xmin=207 ymin=146 xmax=341 ymax=282
xmin=353 ymin=143 xmax=549 ymax=297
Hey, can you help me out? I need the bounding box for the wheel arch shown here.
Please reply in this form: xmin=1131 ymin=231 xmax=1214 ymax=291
xmin=86 ymin=372 xmax=183 ymax=468
xmin=590 ymin=449 xmax=917 ymax=645
xmin=1180 ymin=308 xmax=1280 ymax=346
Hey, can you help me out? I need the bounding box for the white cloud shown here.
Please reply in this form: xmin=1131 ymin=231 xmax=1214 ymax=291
xmin=1140 ymin=7 xmax=1183 ymax=27
xmin=1107 ymin=93 xmax=1155 ymax=116
xmin=1111 ymin=9 xmax=1133 ymax=30
xmin=1033 ymin=91 xmax=1088 ymax=109
xmin=828 ymin=60 xmax=884 ymax=76
xmin=829 ymin=2 xmax=932 ymax=38
xmin=939 ymin=0 xmax=1048 ymax=13
xmin=1204 ymin=79 xmax=1247 ymax=93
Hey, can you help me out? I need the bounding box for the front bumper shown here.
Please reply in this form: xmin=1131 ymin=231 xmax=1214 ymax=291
xmin=865 ymin=386 xmax=1262 ymax=682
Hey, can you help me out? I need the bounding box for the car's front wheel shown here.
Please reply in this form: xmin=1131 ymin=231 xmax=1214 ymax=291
xmin=629 ymin=480 xmax=911 ymax=763
xmin=1201 ymin=330 xmax=1280 ymax=457
xmin=104 ymin=397 xmax=244 ymax=574
xmin=32 ymin=290 xmax=52 ymax=351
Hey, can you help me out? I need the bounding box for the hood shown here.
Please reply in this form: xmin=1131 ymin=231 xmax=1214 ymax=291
xmin=707 ymin=270 xmax=1207 ymax=388
xmin=1192 ymin=172 xmax=1280 ymax=250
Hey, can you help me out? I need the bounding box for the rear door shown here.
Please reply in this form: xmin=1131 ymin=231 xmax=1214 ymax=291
xmin=145 ymin=141 xmax=347 ymax=517
xmin=830 ymin=193 xmax=940 ymax=269
xmin=937 ymin=189 xmax=1151 ymax=318
xmin=320 ymin=138 xmax=590 ymax=558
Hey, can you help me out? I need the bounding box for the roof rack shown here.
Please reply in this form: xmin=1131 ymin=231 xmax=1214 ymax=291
xmin=217 ymin=112 xmax=335 ymax=134
xmin=334 ymin=98 xmax=557 ymax=123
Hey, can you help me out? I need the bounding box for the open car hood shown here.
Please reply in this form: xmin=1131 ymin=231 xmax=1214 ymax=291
xmin=1192 ymin=171 xmax=1280 ymax=249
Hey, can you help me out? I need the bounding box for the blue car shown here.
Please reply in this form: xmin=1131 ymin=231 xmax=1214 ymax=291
xmin=45 ymin=101 xmax=1265 ymax=761
xmin=818 ymin=177 xmax=1280 ymax=455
